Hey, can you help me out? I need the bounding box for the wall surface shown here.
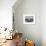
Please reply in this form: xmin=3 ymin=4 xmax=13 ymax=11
xmin=13 ymin=0 xmax=41 ymax=46
xmin=13 ymin=0 xmax=46 ymax=46
xmin=0 ymin=0 xmax=16 ymax=30
xmin=41 ymin=0 xmax=46 ymax=46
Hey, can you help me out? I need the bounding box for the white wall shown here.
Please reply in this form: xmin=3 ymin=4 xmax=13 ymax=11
xmin=41 ymin=0 xmax=46 ymax=46
xmin=0 ymin=0 xmax=16 ymax=30
xmin=13 ymin=0 xmax=46 ymax=46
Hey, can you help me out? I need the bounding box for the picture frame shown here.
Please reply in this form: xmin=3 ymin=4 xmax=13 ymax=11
xmin=23 ymin=14 xmax=35 ymax=24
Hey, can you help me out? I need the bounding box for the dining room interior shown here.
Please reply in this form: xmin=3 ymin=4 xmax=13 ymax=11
xmin=0 ymin=0 xmax=46 ymax=46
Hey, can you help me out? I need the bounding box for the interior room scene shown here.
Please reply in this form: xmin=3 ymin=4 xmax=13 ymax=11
xmin=0 ymin=0 xmax=46 ymax=46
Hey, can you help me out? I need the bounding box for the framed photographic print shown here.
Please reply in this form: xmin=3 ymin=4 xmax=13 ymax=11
xmin=23 ymin=14 xmax=35 ymax=24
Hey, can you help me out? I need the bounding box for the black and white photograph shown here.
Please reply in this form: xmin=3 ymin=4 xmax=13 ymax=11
xmin=25 ymin=16 xmax=33 ymax=22
xmin=23 ymin=14 xmax=35 ymax=24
